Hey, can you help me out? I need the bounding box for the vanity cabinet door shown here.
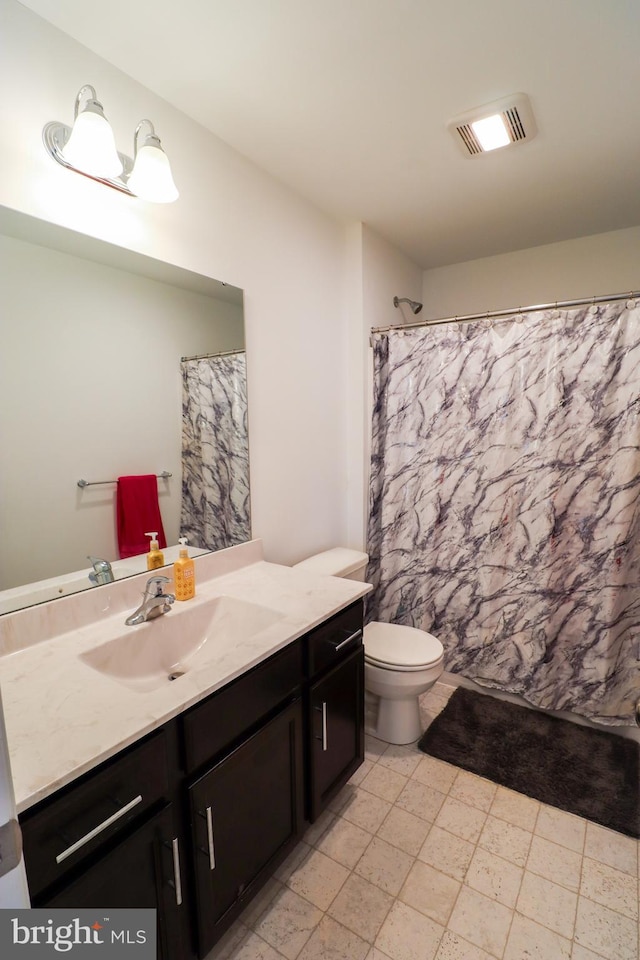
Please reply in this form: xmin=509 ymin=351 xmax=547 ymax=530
xmin=307 ymin=645 xmax=364 ymax=822
xmin=42 ymin=804 xmax=188 ymax=960
xmin=188 ymin=698 xmax=304 ymax=958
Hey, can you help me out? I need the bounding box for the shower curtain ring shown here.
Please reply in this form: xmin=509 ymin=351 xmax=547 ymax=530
xmin=626 ymin=292 xmax=637 ymax=309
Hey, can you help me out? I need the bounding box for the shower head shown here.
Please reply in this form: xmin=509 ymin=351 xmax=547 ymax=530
xmin=393 ymin=296 xmax=423 ymax=315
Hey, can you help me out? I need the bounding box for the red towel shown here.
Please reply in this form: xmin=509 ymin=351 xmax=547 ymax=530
xmin=116 ymin=475 xmax=167 ymax=559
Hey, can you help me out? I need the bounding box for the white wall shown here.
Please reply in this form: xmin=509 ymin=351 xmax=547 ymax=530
xmin=345 ymin=225 xmax=423 ymax=546
xmin=422 ymin=226 xmax=640 ymax=319
xmin=0 ymin=0 xmax=351 ymax=567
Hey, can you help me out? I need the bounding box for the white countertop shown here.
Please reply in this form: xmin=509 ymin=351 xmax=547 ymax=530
xmin=0 ymin=541 xmax=370 ymax=813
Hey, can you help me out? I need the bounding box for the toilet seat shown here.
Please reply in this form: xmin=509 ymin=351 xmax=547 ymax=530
xmin=364 ymin=622 xmax=444 ymax=672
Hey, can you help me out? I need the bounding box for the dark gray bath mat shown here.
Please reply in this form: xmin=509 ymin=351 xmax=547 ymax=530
xmin=418 ymin=686 xmax=640 ymax=839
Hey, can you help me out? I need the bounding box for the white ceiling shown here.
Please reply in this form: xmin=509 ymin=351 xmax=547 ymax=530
xmin=18 ymin=0 xmax=640 ymax=268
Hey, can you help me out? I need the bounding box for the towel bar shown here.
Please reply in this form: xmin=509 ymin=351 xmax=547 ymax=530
xmin=77 ymin=471 xmax=172 ymax=488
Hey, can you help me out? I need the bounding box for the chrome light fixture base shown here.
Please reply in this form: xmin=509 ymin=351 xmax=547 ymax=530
xmin=43 ymin=121 xmax=135 ymax=196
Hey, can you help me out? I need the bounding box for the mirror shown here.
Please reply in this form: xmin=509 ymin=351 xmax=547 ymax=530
xmin=0 ymin=206 xmax=248 ymax=615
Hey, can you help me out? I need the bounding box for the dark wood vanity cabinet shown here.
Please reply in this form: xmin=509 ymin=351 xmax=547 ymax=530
xmin=188 ymin=699 xmax=304 ymax=954
xmin=20 ymin=728 xmax=189 ymax=960
xmin=304 ymin=602 xmax=365 ymax=822
xmin=19 ymin=599 xmax=364 ymax=960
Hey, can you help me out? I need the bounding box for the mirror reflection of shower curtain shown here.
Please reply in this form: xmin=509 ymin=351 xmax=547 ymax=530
xmin=367 ymin=301 xmax=640 ymax=726
xmin=180 ymin=353 xmax=251 ymax=552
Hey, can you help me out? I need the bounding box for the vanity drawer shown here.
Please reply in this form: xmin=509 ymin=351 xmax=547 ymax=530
xmin=305 ymin=600 xmax=364 ymax=678
xmin=182 ymin=639 xmax=303 ymax=773
xmin=21 ymin=730 xmax=169 ymax=900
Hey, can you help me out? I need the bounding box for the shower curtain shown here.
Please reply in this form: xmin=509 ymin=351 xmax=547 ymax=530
xmin=180 ymin=352 xmax=251 ymax=552
xmin=367 ymin=301 xmax=640 ymax=725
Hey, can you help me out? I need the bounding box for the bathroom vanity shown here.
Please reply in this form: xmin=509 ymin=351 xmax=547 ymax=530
xmin=0 ymin=542 xmax=368 ymax=959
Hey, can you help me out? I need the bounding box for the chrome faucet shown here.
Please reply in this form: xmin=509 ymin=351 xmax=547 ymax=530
xmin=87 ymin=556 xmax=115 ymax=586
xmin=125 ymin=575 xmax=175 ymax=626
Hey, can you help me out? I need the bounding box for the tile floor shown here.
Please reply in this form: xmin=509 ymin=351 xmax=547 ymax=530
xmin=205 ymin=682 xmax=640 ymax=960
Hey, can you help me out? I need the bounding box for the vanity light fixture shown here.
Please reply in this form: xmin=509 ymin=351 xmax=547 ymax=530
xmin=447 ymin=93 xmax=537 ymax=157
xmin=43 ymin=85 xmax=179 ymax=203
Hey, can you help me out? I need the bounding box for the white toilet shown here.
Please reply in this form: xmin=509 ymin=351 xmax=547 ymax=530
xmin=293 ymin=548 xmax=444 ymax=745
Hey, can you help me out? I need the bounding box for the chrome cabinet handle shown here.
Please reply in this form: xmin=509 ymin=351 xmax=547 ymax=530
xmin=333 ymin=629 xmax=362 ymax=652
xmin=206 ymin=806 xmax=216 ymax=870
xmin=321 ymin=701 xmax=328 ymax=751
xmin=171 ymin=837 xmax=183 ymax=906
xmin=55 ymin=794 xmax=143 ymax=864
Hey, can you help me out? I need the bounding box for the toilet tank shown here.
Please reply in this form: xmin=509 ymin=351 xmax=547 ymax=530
xmin=293 ymin=548 xmax=369 ymax=581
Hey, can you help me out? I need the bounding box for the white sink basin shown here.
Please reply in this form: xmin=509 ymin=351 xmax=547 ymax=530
xmin=79 ymin=596 xmax=283 ymax=692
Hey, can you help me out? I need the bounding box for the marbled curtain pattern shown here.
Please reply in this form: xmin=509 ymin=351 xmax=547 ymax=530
xmin=180 ymin=353 xmax=251 ymax=552
xmin=367 ymin=302 xmax=640 ymax=725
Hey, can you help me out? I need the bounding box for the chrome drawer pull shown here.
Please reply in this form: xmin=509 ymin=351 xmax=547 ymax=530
xmin=55 ymin=794 xmax=143 ymax=864
xmin=206 ymin=806 xmax=216 ymax=870
xmin=171 ymin=838 xmax=183 ymax=906
xmin=321 ymin=701 xmax=328 ymax=751
xmin=333 ymin=629 xmax=362 ymax=652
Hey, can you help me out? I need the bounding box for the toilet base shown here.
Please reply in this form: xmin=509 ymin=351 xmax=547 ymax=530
xmin=376 ymin=694 xmax=423 ymax=745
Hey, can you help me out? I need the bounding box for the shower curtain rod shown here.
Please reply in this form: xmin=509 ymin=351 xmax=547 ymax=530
xmin=180 ymin=347 xmax=245 ymax=362
xmin=370 ymin=289 xmax=640 ymax=340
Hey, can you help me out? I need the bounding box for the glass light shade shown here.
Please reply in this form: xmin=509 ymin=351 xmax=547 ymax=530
xmin=128 ymin=143 xmax=179 ymax=203
xmin=61 ymin=110 xmax=123 ymax=178
xmin=471 ymin=114 xmax=510 ymax=152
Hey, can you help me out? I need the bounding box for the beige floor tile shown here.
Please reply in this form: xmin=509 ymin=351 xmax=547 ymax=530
xmin=435 ymin=796 xmax=487 ymax=844
xmin=399 ymin=860 xmax=460 ymax=925
xmin=535 ymin=805 xmax=586 ymax=854
xmin=489 ymin=785 xmax=540 ymax=832
xmin=375 ymin=900 xmax=444 ymax=960
xmin=516 ymin=871 xmax=578 ymax=939
xmin=449 ymin=771 xmax=497 ymax=813
xmin=583 ymin=822 xmax=638 ymax=877
xmin=411 ymin=755 xmax=458 ymax=795
xmin=365 ymin=735 xmax=389 ymax=762
xmin=327 ymin=873 xmax=394 ymax=943
xmin=361 ymin=764 xmax=409 ymax=803
xmin=204 ymin=920 xmax=250 ymax=960
xmin=418 ymin=824 xmax=475 ymax=882
xmin=355 ymin=836 xmax=414 ymax=896
xmin=377 ymin=806 xmax=432 ymax=856
xmin=273 ymin=842 xmax=311 ymax=883
xmin=433 ymin=930 xmax=495 ymax=960
xmin=478 ymin=814 xmax=532 ymax=867
xmin=232 ymin=932 xmax=286 ymax=960
xmin=574 ymin=895 xmax=639 ymax=960
xmin=240 ymin=877 xmax=283 ymax=928
xmin=303 ymin=809 xmax=335 ymax=847
xmin=571 ymin=944 xmax=614 ymax=960
xmin=287 ymin=848 xmax=350 ymax=911
xmin=252 ymin=888 xmax=322 ymax=960
xmin=378 ymin=744 xmax=423 ymax=778
xmin=447 ymin=885 xmax=513 ymax=958
xmin=396 ymin=778 xmax=447 ymax=823
xmin=350 ymin=758 xmax=376 ymax=787
xmin=297 ymin=915 xmax=370 ymax=960
xmin=525 ymin=834 xmax=582 ymax=892
xmin=365 ymin=949 xmax=394 ymax=960
xmin=465 ymin=847 xmax=524 ymax=909
xmin=316 ymin=816 xmax=373 ymax=869
xmin=580 ymin=856 xmax=639 ymax=920
xmin=503 ymin=913 xmax=571 ymax=960
xmin=340 ymin=787 xmax=393 ymax=833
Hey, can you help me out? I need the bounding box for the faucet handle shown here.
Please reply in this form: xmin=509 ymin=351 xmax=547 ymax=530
xmin=87 ymin=555 xmax=111 ymax=572
xmin=144 ymin=575 xmax=172 ymax=598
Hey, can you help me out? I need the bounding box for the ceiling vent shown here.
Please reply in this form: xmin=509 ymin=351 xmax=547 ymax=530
xmin=447 ymin=93 xmax=537 ymax=158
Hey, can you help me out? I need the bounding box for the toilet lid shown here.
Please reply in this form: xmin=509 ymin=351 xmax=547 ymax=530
xmin=364 ymin=621 xmax=444 ymax=670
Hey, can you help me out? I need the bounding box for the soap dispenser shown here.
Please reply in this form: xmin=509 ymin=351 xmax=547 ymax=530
xmin=145 ymin=532 xmax=165 ymax=571
xmin=173 ymin=536 xmax=195 ymax=601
